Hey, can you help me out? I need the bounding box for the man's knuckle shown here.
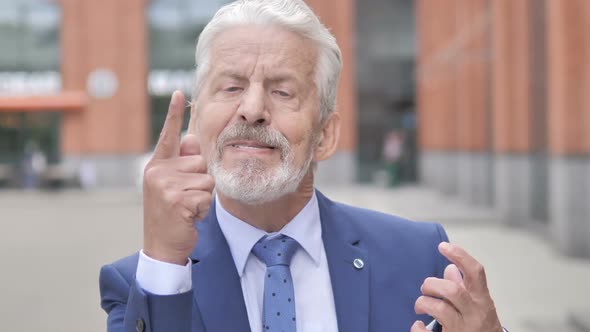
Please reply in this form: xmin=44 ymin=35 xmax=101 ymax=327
xmin=445 ymin=283 xmax=459 ymax=298
xmin=144 ymin=162 xmax=162 ymax=178
xmin=165 ymin=110 xmax=179 ymax=125
xmin=424 ymin=277 xmax=436 ymax=284
xmin=194 ymin=155 xmax=207 ymax=170
xmin=474 ymin=263 xmax=486 ymax=277
xmin=158 ymin=135 xmax=175 ymax=151
xmin=162 ymin=188 xmax=173 ymax=202
xmin=203 ymin=175 xmax=215 ymax=190
xmin=421 ymin=278 xmax=433 ymax=291
xmin=434 ymin=300 xmax=447 ymax=314
xmin=202 ymin=190 xmax=213 ymax=203
xmin=164 ymin=189 xmax=182 ymax=205
xmin=458 ymin=286 xmax=471 ymax=302
xmin=156 ymin=176 xmax=173 ymax=190
xmin=181 ymin=208 xmax=194 ymax=221
xmin=158 ymin=130 xmax=169 ymax=142
xmin=197 ymin=207 xmax=210 ymax=219
xmin=448 ymin=245 xmax=460 ymax=258
xmin=193 ymin=154 xmax=204 ymax=163
xmin=143 ymin=168 xmax=155 ymax=185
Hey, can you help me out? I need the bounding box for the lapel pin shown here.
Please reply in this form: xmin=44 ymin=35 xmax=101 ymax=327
xmin=353 ymin=258 xmax=364 ymax=270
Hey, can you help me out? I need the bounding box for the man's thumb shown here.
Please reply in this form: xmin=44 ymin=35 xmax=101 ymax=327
xmin=180 ymin=133 xmax=201 ymax=156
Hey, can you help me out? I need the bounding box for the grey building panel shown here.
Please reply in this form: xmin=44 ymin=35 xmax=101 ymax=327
xmin=457 ymin=152 xmax=494 ymax=206
xmin=494 ymin=154 xmax=534 ymax=227
xmin=419 ymin=151 xmax=459 ymax=195
xmin=550 ymin=157 xmax=590 ymax=257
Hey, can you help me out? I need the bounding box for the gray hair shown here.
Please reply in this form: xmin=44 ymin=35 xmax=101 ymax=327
xmin=193 ymin=0 xmax=342 ymax=122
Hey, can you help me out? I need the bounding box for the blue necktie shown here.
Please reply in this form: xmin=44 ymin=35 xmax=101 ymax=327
xmin=252 ymin=235 xmax=299 ymax=332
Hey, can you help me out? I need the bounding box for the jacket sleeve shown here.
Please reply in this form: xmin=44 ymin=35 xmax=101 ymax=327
xmin=99 ymin=263 xmax=194 ymax=332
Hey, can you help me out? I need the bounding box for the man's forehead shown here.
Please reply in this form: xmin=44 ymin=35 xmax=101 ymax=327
xmin=208 ymin=25 xmax=317 ymax=71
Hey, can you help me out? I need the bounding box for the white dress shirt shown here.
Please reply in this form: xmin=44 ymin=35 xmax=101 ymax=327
xmin=136 ymin=192 xmax=339 ymax=332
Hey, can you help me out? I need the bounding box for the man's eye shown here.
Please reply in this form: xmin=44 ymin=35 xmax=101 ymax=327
xmin=274 ymin=90 xmax=290 ymax=97
xmin=225 ymin=86 xmax=243 ymax=92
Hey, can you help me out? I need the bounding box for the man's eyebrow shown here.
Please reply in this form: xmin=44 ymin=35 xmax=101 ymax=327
xmin=214 ymin=70 xmax=247 ymax=80
xmin=212 ymin=71 xmax=301 ymax=84
xmin=267 ymin=74 xmax=298 ymax=84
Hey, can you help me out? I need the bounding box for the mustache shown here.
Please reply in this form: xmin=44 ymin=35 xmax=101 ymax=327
xmin=216 ymin=123 xmax=291 ymax=159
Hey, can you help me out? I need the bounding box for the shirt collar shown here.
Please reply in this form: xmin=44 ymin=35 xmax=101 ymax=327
xmin=216 ymin=191 xmax=322 ymax=277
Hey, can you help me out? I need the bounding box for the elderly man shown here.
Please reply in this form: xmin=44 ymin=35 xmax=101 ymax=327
xmin=100 ymin=1 xmax=505 ymax=331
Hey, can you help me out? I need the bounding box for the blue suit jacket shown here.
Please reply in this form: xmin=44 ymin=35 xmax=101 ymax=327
xmin=100 ymin=191 xmax=449 ymax=332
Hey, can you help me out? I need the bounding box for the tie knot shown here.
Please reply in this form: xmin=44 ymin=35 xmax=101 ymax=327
xmin=252 ymin=235 xmax=299 ymax=267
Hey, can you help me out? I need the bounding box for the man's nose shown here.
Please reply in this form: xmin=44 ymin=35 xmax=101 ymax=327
xmin=237 ymin=86 xmax=269 ymax=125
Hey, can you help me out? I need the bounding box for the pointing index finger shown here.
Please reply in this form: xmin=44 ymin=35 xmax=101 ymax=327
xmin=438 ymin=242 xmax=488 ymax=295
xmin=153 ymin=90 xmax=186 ymax=159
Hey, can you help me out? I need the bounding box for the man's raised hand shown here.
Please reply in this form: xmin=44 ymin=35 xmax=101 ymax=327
xmin=411 ymin=243 xmax=503 ymax=332
xmin=142 ymin=90 xmax=214 ymax=265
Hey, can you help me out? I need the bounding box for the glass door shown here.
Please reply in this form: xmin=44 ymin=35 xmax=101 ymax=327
xmin=0 ymin=111 xmax=60 ymax=187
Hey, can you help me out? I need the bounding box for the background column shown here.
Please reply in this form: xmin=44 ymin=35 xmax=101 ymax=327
xmin=491 ymin=0 xmax=535 ymax=226
xmin=60 ymin=0 xmax=149 ymax=186
xmin=416 ymin=0 xmax=460 ymax=195
xmin=454 ymin=0 xmax=494 ymax=205
xmin=306 ymin=0 xmax=358 ymax=184
xmin=546 ymin=0 xmax=590 ymax=257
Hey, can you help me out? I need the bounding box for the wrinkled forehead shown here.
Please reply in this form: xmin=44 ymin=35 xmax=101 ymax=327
xmin=208 ymin=25 xmax=318 ymax=80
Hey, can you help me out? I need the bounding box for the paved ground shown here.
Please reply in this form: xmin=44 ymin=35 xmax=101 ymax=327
xmin=0 ymin=185 xmax=588 ymax=332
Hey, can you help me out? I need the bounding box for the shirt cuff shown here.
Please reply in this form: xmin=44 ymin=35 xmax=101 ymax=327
xmin=136 ymin=249 xmax=192 ymax=295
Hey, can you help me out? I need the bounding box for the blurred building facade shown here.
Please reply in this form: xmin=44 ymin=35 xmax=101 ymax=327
xmin=0 ymin=0 xmax=364 ymax=188
xmin=0 ymin=0 xmax=63 ymax=187
xmin=2 ymin=0 xmax=585 ymax=257
xmin=416 ymin=0 xmax=590 ymax=257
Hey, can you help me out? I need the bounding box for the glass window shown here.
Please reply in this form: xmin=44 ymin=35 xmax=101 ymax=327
xmin=148 ymin=0 xmax=232 ymax=70
xmin=0 ymin=0 xmax=60 ymax=71
xmin=147 ymin=0 xmax=232 ymax=146
xmin=0 ymin=0 xmax=61 ymax=186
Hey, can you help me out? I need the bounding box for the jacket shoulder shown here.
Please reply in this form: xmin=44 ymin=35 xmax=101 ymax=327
xmin=331 ymin=200 xmax=448 ymax=243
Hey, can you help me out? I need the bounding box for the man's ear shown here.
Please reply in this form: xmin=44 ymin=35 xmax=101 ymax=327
xmin=188 ymin=101 xmax=198 ymax=135
xmin=313 ymin=112 xmax=341 ymax=162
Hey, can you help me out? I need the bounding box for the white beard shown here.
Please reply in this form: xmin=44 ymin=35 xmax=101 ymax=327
xmin=208 ymin=123 xmax=317 ymax=205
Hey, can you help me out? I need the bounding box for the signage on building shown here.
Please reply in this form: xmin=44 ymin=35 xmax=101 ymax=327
xmin=0 ymin=71 xmax=61 ymax=96
xmin=0 ymin=69 xmax=195 ymax=98
xmin=148 ymin=70 xmax=194 ymax=97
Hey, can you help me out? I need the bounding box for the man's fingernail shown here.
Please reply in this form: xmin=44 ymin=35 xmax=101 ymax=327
xmin=172 ymin=90 xmax=181 ymax=102
xmin=439 ymin=242 xmax=450 ymax=251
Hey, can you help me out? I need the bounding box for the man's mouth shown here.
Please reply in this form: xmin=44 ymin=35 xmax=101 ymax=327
xmin=227 ymin=141 xmax=276 ymax=150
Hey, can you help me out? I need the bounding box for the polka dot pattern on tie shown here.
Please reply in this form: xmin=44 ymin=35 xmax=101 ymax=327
xmin=252 ymin=235 xmax=299 ymax=332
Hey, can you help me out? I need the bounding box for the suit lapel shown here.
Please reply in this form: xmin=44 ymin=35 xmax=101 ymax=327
xmin=317 ymin=191 xmax=370 ymax=332
xmin=190 ymin=200 xmax=251 ymax=332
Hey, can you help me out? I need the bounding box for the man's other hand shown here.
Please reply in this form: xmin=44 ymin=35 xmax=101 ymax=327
xmin=142 ymin=90 xmax=214 ymax=265
xmin=411 ymin=242 xmax=503 ymax=332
